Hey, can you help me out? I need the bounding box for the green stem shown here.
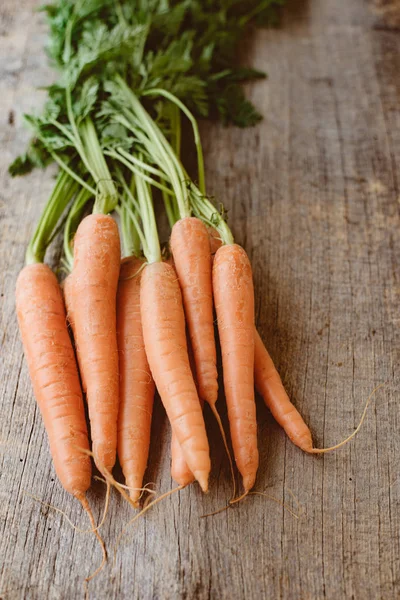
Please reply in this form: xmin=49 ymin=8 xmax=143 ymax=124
xmin=62 ymin=53 xmax=118 ymax=215
xmin=115 ymin=0 xmax=127 ymax=25
xmin=111 ymin=114 xmax=174 ymax=182
xmin=115 ymin=170 xmax=146 ymax=257
xmin=65 ymin=82 xmax=93 ymax=177
xmin=162 ymin=189 xmax=177 ymax=229
xmin=127 ymin=203 xmax=141 ymax=257
xmin=112 ymin=80 xmax=232 ymax=244
xmin=105 ymin=149 xmax=174 ymax=197
xmin=116 ymin=203 xmax=141 ymax=258
xmin=114 ymin=168 xmax=141 ymax=214
xmin=121 ymin=199 xmax=149 ymax=258
xmin=172 ymin=104 xmax=181 ymax=158
xmin=26 ymin=170 xmax=79 ymax=265
xmin=50 ymin=152 xmax=97 ymax=195
xmin=115 ymin=77 xmax=190 ymax=218
xmin=48 ymin=118 xmax=77 ymax=145
xmin=80 ymin=118 xmax=118 ymax=214
xmin=133 ymin=163 xmax=161 ymax=264
xmin=189 ymin=185 xmax=234 ymax=245
xmin=62 ymin=0 xmax=83 ymax=64
xmin=142 ymin=88 xmax=206 ymax=195
xmin=63 ymin=185 xmax=93 ymax=271
xmin=116 ymin=147 xmax=170 ymax=182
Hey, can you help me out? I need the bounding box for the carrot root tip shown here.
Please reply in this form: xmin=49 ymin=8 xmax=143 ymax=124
xmin=194 ymin=471 xmax=209 ymax=493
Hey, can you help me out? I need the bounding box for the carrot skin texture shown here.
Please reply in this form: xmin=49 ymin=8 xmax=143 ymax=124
xmin=140 ymin=261 xmax=210 ymax=492
xmin=170 ymin=217 xmax=218 ymax=406
xmin=16 ymin=264 xmax=91 ymax=498
xmin=254 ymin=331 xmax=313 ymax=451
xmin=167 ymin=256 xmax=201 ymax=487
xmin=171 ymin=333 xmax=202 ymax=487
xmin=65 ymin=214 xmax=121 ymax=473
xmin=171 ymin=433 xmax=195 ymax=486
xmin=213 ymin=244 xmax=258 ymax=491
xmin=117 ymin=257 xmax=155 ymax=503
xmin=63 ymin=274 xmax=86 ymax=391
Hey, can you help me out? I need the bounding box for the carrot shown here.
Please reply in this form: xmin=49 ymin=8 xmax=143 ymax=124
xmin=255 ymin=331 xmax=382 ymax=453
xmin=207 ymin=225 xmax=313 ymax=452
xmin=16 ymin=263 xmax=91 ymax=499
xmin=254 ymin=330 xmax=313 ymax=451
xmin=165 ymin=251 xmax=210 ymax=488
xmin=170 ymin=217 xmax=218 ymax=406
xmin=64 ymin=213 xmax=121 ymax=474
xmin=213 ymin=244 xmax=258 ymax=492
xmin=63 ymin=274 xmax=86 ymax=391
xmin=13 ymin=167 xmax=109 ymax=583
xmin=117 ymin=256 xmax=155 ymax=505
xmin=164 ymin=253 xmax=213 ymax=489
xmin=16 ymin=263 xmax=107 ymax=576
xmin=140 ymin=260 xmax=210 ymax=492
xmin=170 ymin=331 xmax=202 ymax=487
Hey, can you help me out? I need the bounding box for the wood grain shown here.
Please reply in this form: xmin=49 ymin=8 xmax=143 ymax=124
xmin=0 ymin=0 xmax=399 ymax=598
xmin=371 ymin=0 xmax=400 ymax=30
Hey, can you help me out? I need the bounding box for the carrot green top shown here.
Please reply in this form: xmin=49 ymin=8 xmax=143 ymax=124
xmin=11 ymin=0 xmax=284 ymax=265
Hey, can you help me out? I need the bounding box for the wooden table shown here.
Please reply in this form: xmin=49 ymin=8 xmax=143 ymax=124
xmin=1 ymin=0 xmax=399 ymax=598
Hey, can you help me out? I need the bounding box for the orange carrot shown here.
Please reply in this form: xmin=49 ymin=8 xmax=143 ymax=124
xmin=166 ymin=253 xmax=203 ymax=487
xmin=117 ymin=257 xmax=155 ymax=504
xmin=170 ymin=217 xmax=218 ymax=406
xmin=64 ymin=214 xmax=121 ymax=474
xmin=163 ymin=256 xmax=209 ymax=488
xmin=16 ymin=263 xmax=92 ymax=499
xmin=63 ymin=274 xmax=86 ymax=391
xmin=170 ymin=332 xmax=202 ymax=487
xmin=254 ymin=330 xmax=313 ymax=451
xmin=171 ymin=433 xmax=195 ymax=487
xmin=213 ymin=244 xmax=258 ymax=492
xmin=254 ymin=331 xmax=376 ymax=455
xmin=207 ymin=226 xmax=313 ymax=453
xmin=140 ymin=260 xmax=210 ymax=492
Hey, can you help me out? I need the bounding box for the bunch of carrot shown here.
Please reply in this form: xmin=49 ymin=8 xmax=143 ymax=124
xmin=102 ymin=84 xmax=317 ymax=501
xmin=15 ymin=87 xmax=317 ymax=517
xmin=12 ymin=0 xmax=369 ymax=582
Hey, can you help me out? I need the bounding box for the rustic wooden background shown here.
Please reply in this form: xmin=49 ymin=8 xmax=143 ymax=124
xmin=1 ymin=0 xmax=399 ymax=598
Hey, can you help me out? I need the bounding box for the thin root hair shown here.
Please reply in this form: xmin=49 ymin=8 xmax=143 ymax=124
xmin=112 ymin=485 xmax=185 ymax=564
xmin=201 ymin=489 xmax=299 ymax=520
xmin=209 ymin=403 xmax=237 ymax=502
xmin=310 ymin=382 xmax=385 ymax=453
xmin=22 ymin=486 xmax=110 ymax=535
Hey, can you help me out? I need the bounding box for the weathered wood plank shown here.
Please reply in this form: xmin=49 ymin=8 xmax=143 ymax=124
xmin=0 ymin=0 xmax=399 ymax=598
xmin=371 ymin=0 xmax=400 ymax=30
